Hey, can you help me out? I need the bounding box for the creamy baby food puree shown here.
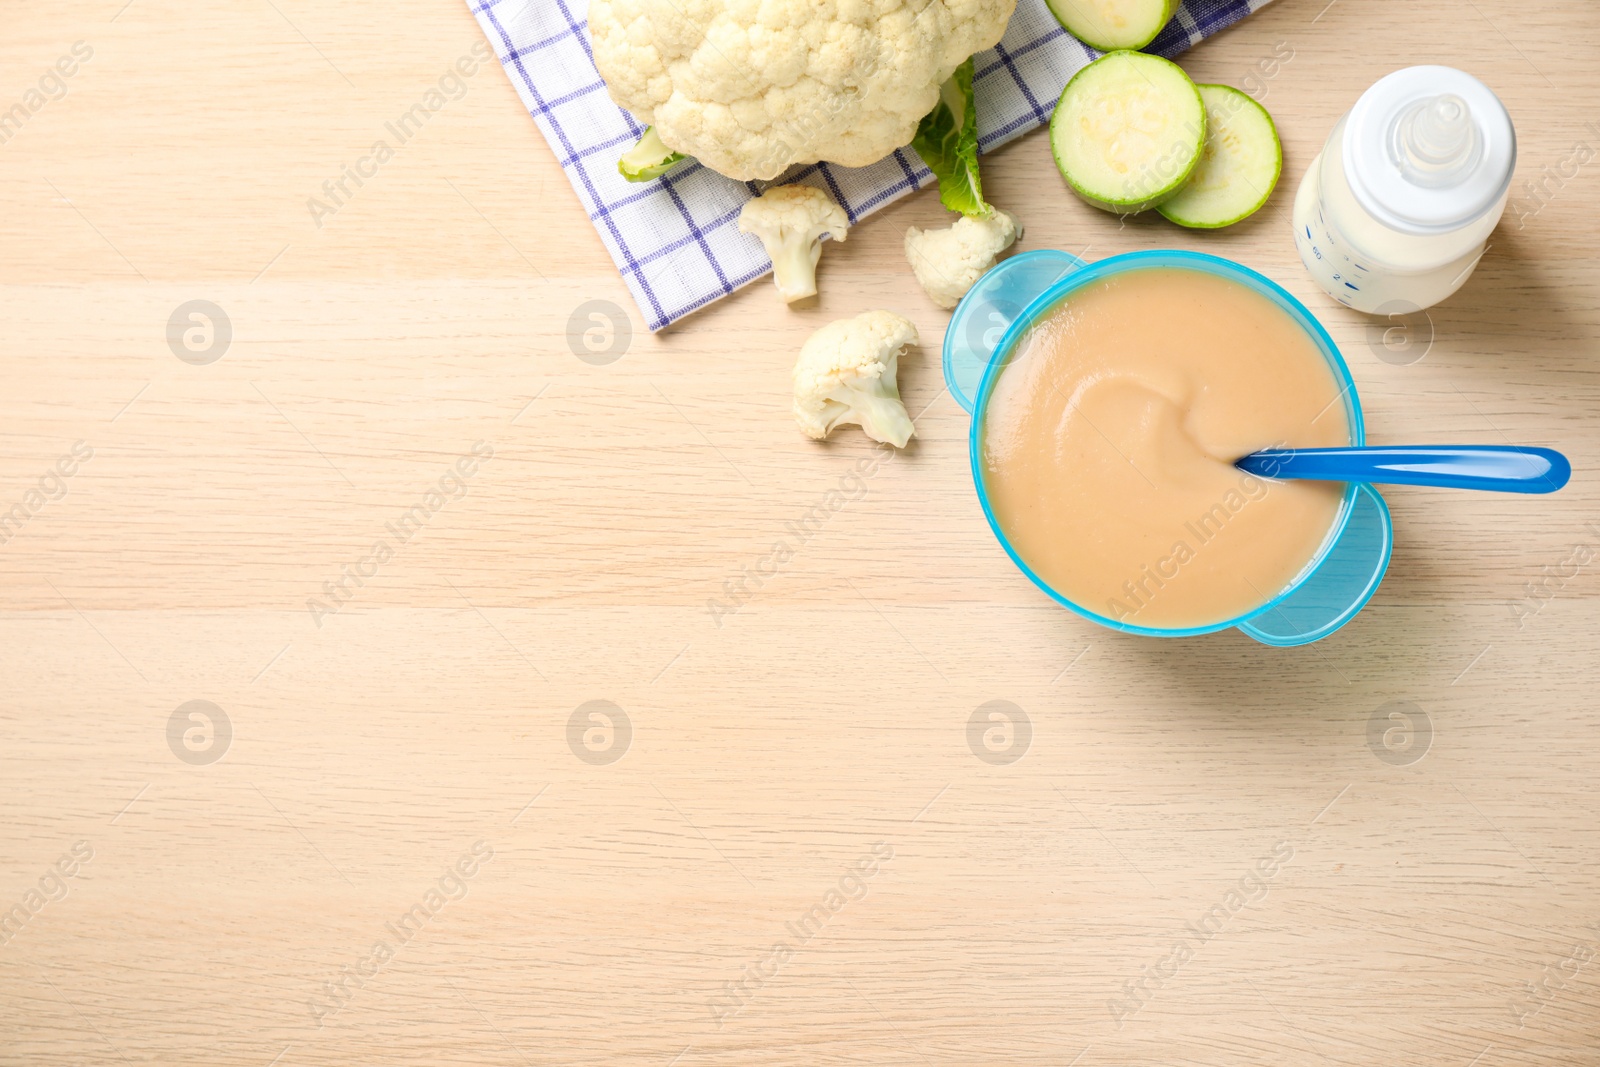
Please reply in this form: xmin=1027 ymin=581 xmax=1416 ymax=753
xmin=982 ymin=267 xmax=1349 ymax=629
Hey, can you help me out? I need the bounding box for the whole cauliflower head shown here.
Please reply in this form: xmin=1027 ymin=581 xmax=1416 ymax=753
xmin=589 ymin=0 xmax=1019 ymax=181
xmin=793 ymin=310 xmax=920 ymax=448
xmin=904 ymin=208 xmax=1021 ymax=309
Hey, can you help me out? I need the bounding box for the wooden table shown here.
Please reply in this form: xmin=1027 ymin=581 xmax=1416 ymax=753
xmin=3 ymin=1 xmax=1597 ymax=1064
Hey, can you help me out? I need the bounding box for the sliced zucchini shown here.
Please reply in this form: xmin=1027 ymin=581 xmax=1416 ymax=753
xmin=1157 ymin=85 xmax=1282 ymax=228
xmin=618 ymin=126 xmax=687 ymax=182
xmin=1045 ymin=0 xmax=1177 ymax=52
xmin=1050 ymin=50 xmax=1205 ymax=214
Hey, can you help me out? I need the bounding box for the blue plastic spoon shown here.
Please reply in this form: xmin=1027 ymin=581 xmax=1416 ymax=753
xmin=1237 ymin=445 xmax=1571 ymax=494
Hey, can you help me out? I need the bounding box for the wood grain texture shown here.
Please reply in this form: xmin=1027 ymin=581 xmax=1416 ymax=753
xmin=2 ymin=1 xmax=1599 ymax=1065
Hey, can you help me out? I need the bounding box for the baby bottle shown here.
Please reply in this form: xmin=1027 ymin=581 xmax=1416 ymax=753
xmin=1293 ymin=66 xmax=1516 ymax=314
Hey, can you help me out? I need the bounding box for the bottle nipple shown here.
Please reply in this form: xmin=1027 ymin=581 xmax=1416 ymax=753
xmin=1390 ymin=93 xmax=1482 ymax=188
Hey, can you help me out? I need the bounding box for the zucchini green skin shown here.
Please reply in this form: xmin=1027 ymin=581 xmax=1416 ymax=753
xmin=1045 ymin=0 xmax=1179 ymax=52
xmin=1050 ymin=51 xmax=1206 ymax=214
xmin=1157 ymin=84 xmax=1283 ymax=229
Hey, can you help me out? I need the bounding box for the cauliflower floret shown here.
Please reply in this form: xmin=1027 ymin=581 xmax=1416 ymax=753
xmin=588 ymin=0 xmax=1018 ymax=181
xmin=793 ymin=311 xmax=920 ymax=448
xmin=738 ymin=185 xmax=850 ymax=304
xmin=904 ymin=208 xmax=1022 ymax=309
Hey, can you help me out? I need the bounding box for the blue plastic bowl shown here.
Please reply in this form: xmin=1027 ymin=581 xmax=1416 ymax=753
xmin=944 ymin=249 xmax=1392 ymax=647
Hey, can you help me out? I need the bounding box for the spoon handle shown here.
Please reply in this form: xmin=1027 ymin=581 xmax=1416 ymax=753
xmin=1237 ymin=445 xmax=1571 ymax=494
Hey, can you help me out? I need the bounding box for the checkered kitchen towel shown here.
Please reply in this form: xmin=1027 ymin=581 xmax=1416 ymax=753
xmin=470 ymin=0 xmax=1275 ymax=331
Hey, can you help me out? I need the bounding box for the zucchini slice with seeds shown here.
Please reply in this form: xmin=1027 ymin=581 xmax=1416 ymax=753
xmin=1050 ymin=50 xmax=1206 ymax=214
xmin=1045 ymin=0 xmax=1178 ymax=52
xmin=1157 ymin=84 xmax=1283 ymax=229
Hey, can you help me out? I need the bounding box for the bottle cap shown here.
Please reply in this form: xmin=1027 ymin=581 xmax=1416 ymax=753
xmin=1342 ymin=66 xmax=1515 ymax=234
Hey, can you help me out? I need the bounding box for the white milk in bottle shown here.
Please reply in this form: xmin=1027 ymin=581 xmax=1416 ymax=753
xmin=1293 ymin=66 xmax=1515 ymax=314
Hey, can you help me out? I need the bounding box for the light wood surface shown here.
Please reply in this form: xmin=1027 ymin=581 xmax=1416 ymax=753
xmin=3 ymin=1 xmax=1599 ymax=1065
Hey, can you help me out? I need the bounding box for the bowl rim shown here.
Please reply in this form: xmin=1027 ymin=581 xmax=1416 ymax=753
xmin=967 ymin=248 xmax=1367 ymax=638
